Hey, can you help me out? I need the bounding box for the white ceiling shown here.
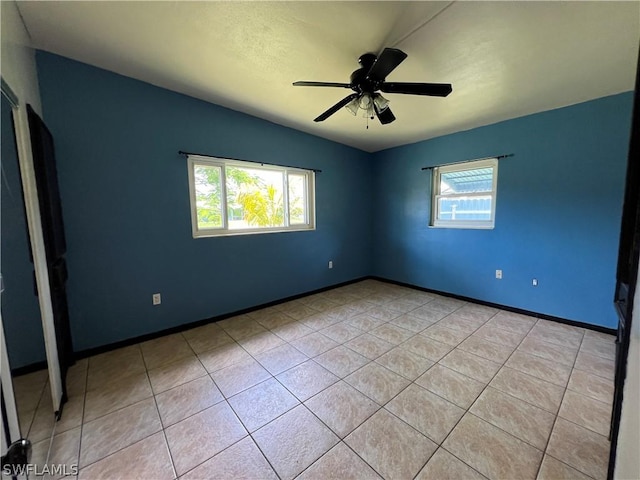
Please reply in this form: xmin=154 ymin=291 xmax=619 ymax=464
xmin=17 ymin=1 xmax=640 ymax=152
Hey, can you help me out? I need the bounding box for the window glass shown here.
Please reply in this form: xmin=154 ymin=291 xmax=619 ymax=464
xmin=440 ymin=168 xmax=494 ymax=194
xmin=193 ymin=164 xmax=223 ymax=230
xmin=288 ymin=173 xmax=307 ymax=225
xmin=227 ymin=166 xmax=285 ymax=229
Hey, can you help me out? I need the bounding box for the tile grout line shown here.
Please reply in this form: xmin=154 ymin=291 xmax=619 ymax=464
xmin=146 ymin=364 xmax=179 ymax=480
xmin=247 ymin=338 xmax=358 ymax=478
xmin=290 ymin=299 xmax=487 ymax=479
xmin=409 ymin=305 xmax=504 ymax=479
xmin=177 ymin=391 xmax=284 ymax=480
xmin=249 ymin=303 xmax=404 ymax=479
xmin=162 ymin=360 xmax=277 ymax=477
xmin=320 ymin=287 xmax=607 ymax=479
xmin=290 ymin=368 xmax=386 ymax=478
xmin=407 ymin=312 xmax=495 ymax=480
xmin=245 ymin=431 xmax=284 ymax=480
xmin=74 ymin=361 xmax=90 ymax=475
xmin=295 ymin=403 xmax=381 ymax=478
xmin=483 ymin=365 xmax=562 ymax=414
xmin=533 ymin=327 xmax=592 ymax=480
xmin=478 ymin=319 xmax=580 ymax=415
xmin=24 ymin=375 xmax=50 ymax=444
xmin=219 ymin=314 xmax=347 ymax=463
xmin=146 ymin=334 xmax=264 ymax=478
xmin=430 ymin=308 xmax=540 ymax=479
xmin=21 ymin=375 xmax=48 ymax=441
xmin=81 ymin=344 xmax=190 ymax=475
xmin=242 ymin=311 xmax=387 ymax=480
xmin=78 ymin=353 xmax=163 ymax=473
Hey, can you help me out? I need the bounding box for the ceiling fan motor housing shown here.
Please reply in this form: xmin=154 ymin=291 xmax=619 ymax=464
xmin=351 ymin=53 xmax=381 ymax=93
xmin=358 ymin=53 xmax=377 ymax=69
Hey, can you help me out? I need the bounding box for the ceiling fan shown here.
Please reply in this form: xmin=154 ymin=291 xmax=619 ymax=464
xmin=293 ymin=48 xmax=452 ymax=125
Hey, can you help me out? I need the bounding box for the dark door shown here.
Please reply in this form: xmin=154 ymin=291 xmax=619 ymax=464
xmin=1 ymin=97 xmax=47 ymax=370
xmin=26 ymin=105 xmax=73 ymax=402
xmin=609 ymin=53 xmax=639 ymax=477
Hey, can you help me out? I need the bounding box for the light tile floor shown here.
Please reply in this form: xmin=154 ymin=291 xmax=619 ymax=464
xmin=12 ymin=280 xmax=616 ymax=479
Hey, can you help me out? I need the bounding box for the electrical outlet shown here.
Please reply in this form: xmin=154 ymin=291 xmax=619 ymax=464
xmin=532 ymin=278 xmax=538 ymax=286
xmin=152 ymin=293 xmax=161 ymax=305
xmin=495 ymin=269 xmax=503 ymax=279
xmin=328 ymin=261 xmax=333 ymax=269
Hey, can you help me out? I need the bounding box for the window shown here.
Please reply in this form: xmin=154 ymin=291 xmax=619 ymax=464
xmin=188 ymin=155 xmax=315 ymax=237
xmin=431 ymin=158 xmax=498 ymax=229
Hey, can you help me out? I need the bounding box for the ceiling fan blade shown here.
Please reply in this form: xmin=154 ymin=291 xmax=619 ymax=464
xmin=367 ymin=48 xmax=408 ymax=81
xmin=380 ymin=82 xmax=453 ymax=97
xmin=293 ymin=81 xmax=351 ymax=88
xmin=314 ymin=93 xmax=360 ymax=122
xmin=375 ymin=105 xmax=396 ymax=125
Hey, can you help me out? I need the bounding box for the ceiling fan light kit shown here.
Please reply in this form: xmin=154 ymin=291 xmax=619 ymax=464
xmin=345 ymin=93 xmax=389 ymax=119
xmin=293 ymin=47 xmax=452 ymax=125
xmin=372 ymin=94 xmax=390 ymax=113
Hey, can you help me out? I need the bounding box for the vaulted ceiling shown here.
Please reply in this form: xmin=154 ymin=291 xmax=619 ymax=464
xmin=17 ymin=1 xmax=640 ymax=152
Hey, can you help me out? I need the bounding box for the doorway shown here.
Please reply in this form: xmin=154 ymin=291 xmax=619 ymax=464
xmin=1 ymin=79 xmax=67 ymax=452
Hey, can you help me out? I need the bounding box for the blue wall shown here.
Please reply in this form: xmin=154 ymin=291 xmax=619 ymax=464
xmin=36 ymin=52 xmax=373 ymax=352
xmin=1 ymin=95 xmax=47 ymax=368
xmin=372 ymin=93 xmax=633 ymax=328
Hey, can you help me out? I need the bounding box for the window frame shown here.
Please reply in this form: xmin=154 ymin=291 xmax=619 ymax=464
xmin=430 ymin=157 xmax=498 ymax=229
xmin=187 ymin=155 xmax=316 ymax=238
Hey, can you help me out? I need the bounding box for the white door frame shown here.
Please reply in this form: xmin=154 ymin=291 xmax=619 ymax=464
xmin=1 ymin=77 xmax=63 ymax=420
xmin=0 ymin=308 xmax=20 ymax=448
